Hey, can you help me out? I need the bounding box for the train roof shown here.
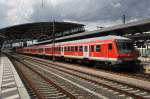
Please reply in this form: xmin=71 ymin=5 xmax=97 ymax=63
xmin=22 ymin=35 xmax=131 ymax=48
xmin=94 ymin=35 xmax=130 ymax=40
xmin=46 ymin=35 xmax=130 ymax=46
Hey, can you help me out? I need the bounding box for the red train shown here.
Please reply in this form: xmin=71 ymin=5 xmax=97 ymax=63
xmin=16 ymin=35 xmax=140 ymax=67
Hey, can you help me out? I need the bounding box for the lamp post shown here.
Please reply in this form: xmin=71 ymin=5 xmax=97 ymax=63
xmin=41 ymin=0 xmax=44 ymax=8
xmin=52 ymin=21 xmax=55 ymax=62
xmin=123 ymin=14 xmax=126 ymax=24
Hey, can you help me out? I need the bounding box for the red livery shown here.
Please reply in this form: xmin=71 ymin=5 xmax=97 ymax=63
xmin=16 ymin=35 xmax=139 ymax=67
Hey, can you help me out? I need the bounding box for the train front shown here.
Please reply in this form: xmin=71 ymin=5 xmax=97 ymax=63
xmin=115 ymin=39 xmax=140 ymax=65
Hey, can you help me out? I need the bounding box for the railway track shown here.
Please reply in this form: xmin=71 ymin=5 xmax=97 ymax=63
xmin=16 ymin=53 xmax=150 ymax=81
xmin=8 ymin=54 xmax=113 ymax=99
xmin=9 ymin=56 xmax=77 ymax=99
xmin=7 ymin=53 xmax=150 ymax=99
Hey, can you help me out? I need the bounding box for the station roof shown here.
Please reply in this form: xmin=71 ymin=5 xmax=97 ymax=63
xmin=96 ymin=18 xmax=150 ymax=34
xmin=1 ymin=18 xmax=150 ymax=42
xmin=33 ymin=18 xmax=150 ymax=46
xmin=0 ymin=21 xmax=84 ymax=40
xmin=2 ymin=18 xmax=150 ymax=48
xmin=129 ymin=33 xmax=150 ymax=40
xmin=56 ymin=18 xmax=150 ymax=41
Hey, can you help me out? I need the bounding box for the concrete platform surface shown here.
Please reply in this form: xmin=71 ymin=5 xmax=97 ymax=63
xmin=0 ymin=54 xmax=30 ymax=99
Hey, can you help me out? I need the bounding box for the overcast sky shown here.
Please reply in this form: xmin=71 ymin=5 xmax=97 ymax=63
xmin=0 ymin=0 xmax=150 ymax=30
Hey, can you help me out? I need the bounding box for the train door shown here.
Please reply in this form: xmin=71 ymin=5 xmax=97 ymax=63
xmin=105 ymin=43 xmax=113 ymax=61
xmin=61 ymin=46 xmax=64 ymax=56
xmin=104 ymin=43 xmax=109 ymax=61
xmin=84 ymin=45 xmax=89 ymax=58
xmin=108 ymin=43 xmax=113 ymax=59
xmin=107 ymin=44 xmax=109 ymax=60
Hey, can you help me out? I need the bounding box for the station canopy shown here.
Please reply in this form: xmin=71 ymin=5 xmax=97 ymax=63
xmin=0 ymin=21 xmax=85 ymax=42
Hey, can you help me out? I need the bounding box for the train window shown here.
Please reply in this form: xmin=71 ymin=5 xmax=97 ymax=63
xmin=59 ymin=47 xmax=61 ymax=51
xmin=69 ymin=47 xmax=71 ymax=52
xmin=53 ymin=47 xmax=55 ymax=51
xmin=73 ymin=47 xmax=75 ymax=52
xmin=67 ymin=47 xmax=69 ymax=52
xmin=59 ymin=47 xmax=60 ymax=51
xmin=84 ymin=46 xmax=88 ymax=52
xmin=39 ymin=48 xmax=43 ymax=52
xmin=57 ymin=47 xmax=59 ymax=51
xmin=61 ymin=47 xmax=63 ymax=51
xmin=75 ymin=46 xmax=78 ymax=52
xmin=79 ymin=46 xmax=83 ymax=52
xmin=56 ymin=47 xmax=58 ymax=51
xmin=96 ymin=45 xmax=101 ymax=52
xmin=68 ymin=47 xmax=70 ymax=52
xmin=71 ymin=46 xmax=74 ymax=52
xmin=66 ymin=47 xmax=67 ymax=52
xmin=66 ymin=47 xmax=68 ymax=51
xmin=117 ymin=41 xmax=134 ymax=51
xmin=90 ymin=45 xmax=94 ymax=52
xmin=65 ymin=47 xmax=67 ymax=52
xmin=109 ymin=43 xmax=112 ymax=50
xmin=55 ymin=47 xmax=57 ymax=51
xmin=70 ymin=47 xmax=72 ymax=51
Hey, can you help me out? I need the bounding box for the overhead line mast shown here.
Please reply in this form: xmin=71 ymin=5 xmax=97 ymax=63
xmin=123 ymin=14 xmax=126 ymax=24
xmin=42 ymin=0 xmax=44 ymax=8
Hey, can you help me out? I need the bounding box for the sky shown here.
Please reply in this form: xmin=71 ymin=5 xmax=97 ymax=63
xmin=0 ymin=0 xmax=150 ymax=30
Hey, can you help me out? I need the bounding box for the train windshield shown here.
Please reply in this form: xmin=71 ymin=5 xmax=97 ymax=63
xmin=116 ymin=40 xmax=134 ymax=53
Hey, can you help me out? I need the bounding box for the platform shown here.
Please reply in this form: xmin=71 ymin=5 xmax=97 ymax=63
xmin=139 ymin=57 xmax=150 ymax=73
xmin=0 ymin=54 xmax=30 ymax=99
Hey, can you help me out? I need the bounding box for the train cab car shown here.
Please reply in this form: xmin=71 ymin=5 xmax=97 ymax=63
xmin=59 ymin=35 xmax=139 ymax=66
xmin=95 ymin=36 xmax=139 ymax=66
xmin=115 ymin=39 xmax=139 ymax=65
